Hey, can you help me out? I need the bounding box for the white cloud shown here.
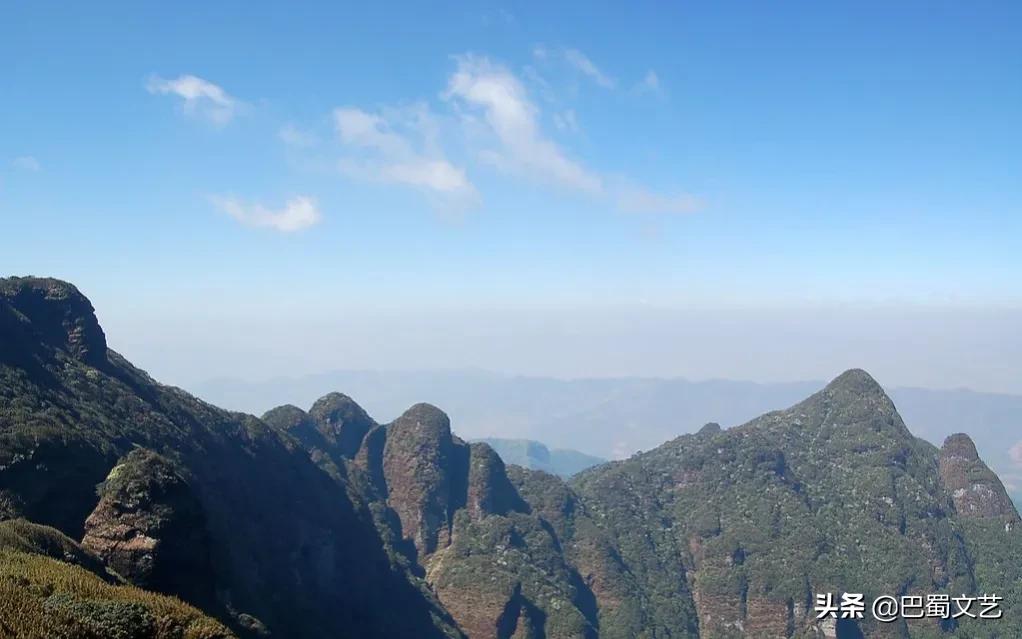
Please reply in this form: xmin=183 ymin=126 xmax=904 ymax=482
xmin=279 ymin=123 xmax=318 ymax=147
xmin=563 ymin=48 xmax=616 ymax=89
xmin=333 ymin=105 xmax=476 ymax=205
xmin=11 ymin=156 xmax=40 ymax=171
xmin=637 ymin=70 xmax=661 ymax=93
xmin=445 ymin=55 xmax=602 ymax=193
xmin=552 ymin=109 xmax=579 ymax=133
xmin=302 ymin=54 xmax=699 ymax=217
xmin=147 ymin=74 xmax=239 ymax=125
xmin=616 ymin=185 xmax=701 ymax=215
xmin=212 ymin=195 xmax=322 ymax=232
xmin=335 ymin=108 xmax=415 ymax=157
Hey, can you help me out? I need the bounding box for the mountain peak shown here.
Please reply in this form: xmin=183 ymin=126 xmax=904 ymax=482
xmin=823 ymin=368 xmax=885 ymax=396
xmin=0 ymin=276 xmax=107 ymax=366
xmin=261 ymin=404 xmax=312 ymax=432
xmin=394 ymin=403 xmax=451 ymax=436
xmin=307 ymin=393 xmax=375 ymax=457
xmin=698 ymin=422 xmax=722 ymax=435
xmin=309 ymin=392 xmax=372 ymax=427
xmin=941 ymin=433 xmax=981 ymax=461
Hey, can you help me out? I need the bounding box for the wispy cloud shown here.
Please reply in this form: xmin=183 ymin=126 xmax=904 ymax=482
xmin=563 ymin=48 xmax=616 ymax=89
xmin=617 ymin=185 xmax=700 ymax=215
xmin=147 ymin=74 xmax=240 ymax=125
xmin=552 ymin=109 xmax=579 ymax=133
xmin=279 ymin=123 xmax=318 ymax=148
xmin=1011 ymin=440 xmax=1022 ymax=465
xmin=445 ymin=55 xmax=602 ymax=193
xmin=211 ymin=195 xmax=322 ymax=232
xmin=10 ymin=156 xmax=41 ymax=171
xmin=636 ymin=70 xmax=661 ymax=94
xmin=333 ymin=105 xmax=477 ymax=206
xmin=288 ymin=53 xmax=698 ymax=218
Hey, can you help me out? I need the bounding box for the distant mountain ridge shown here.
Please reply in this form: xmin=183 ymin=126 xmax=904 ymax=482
xmin=4 ymin=276 xmax=1022 ymax=638
xmin=195 ymin=370 xmax=1022 ymax=503
xmin=473 ymin=438 xmax=606 ymax=477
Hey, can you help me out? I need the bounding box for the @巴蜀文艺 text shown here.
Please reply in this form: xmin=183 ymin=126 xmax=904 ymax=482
xmin=814 ymin=593 xmax=1003 ymax=623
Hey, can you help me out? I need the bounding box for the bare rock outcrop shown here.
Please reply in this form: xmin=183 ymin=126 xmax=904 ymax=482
xmin=0 ymin=276 xmax=107 ymax=367
xmin=81 ymin=448 xmax=216 ymax=606
xmin=939 ymin=433 xmax=1020 ymax=521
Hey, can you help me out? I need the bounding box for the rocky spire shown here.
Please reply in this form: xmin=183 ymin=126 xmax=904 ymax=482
xmin=939 ymin=433 xmax=1020 ymax=521
xmin=380 ymin=403 xmax=460 ymax=555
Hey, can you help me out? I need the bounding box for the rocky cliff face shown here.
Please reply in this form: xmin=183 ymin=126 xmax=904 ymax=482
xmin=379 ymin=403 xmax=466 ymax=555
xmin=261 ymin=395 xmax=376 ymax=479
xmin=4 ymin=277 xmax=1022 ymax=639
xmin=0 ymin=277 xmax=107 ymax=367
xmin=81 ymin=448 xmax=217 ymax=607
xmin=346 ymin=402 xmax=597 ymax=638
xmin=0 ymin=276 xmax=461 ymax=639
xmin=938 ymin=433 xmax=1020 ymax=522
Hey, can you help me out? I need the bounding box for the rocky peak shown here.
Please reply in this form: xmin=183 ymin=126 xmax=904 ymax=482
xmin=261 ymin=404 xmax=313 ymax=432
xmin=80 ymin=449 xmax=216 ymax=606
xmin=775 ymin=368 xmax=909 ymax=439
xmin=390 ymin=403 xmax=452 ymax=438
xmin=380 ymin=403 xmax=461 ymax=555
xmin=309 ymin=392 xmax=376 ymax=457
xmin=698 ymin=422 xmax=722 ymax=435
xmin=939 ymin=433 xmax=1020 ymax=521
xmin=823 ymin=368 xmax=888 ymax=400
xmin=941 ymin=432 xmax=981 ymax=461
xmin=261 ymin=404 xmax=323 ymax=453
xmin=0 ymin=276 xmax=107 ymax=367
xmin=362 ymin=403 xmax=527 ymax=557
xmin=466 ymin=443 xmax=527 ymax=518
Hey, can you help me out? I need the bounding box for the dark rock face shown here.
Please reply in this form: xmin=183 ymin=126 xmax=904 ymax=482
xmin=263 ymin=395 xmax=376 ymax=468
xmin=5 ymin=279 xmax=1022 ymax=639
xmin=0 ymin=277 xmax=107 ymax=367
xmin=379 ymin=403 xmax=464 ymax=555
xmin=466 ymin=443 xmax=526 ymax=519
xmin=260 ymin=404 xmax=334 ymax=473
xmin=260 ymin=404 xmax=314 ymax=435
xmin=309 ymin=392 xmax=376 ymax=458
xmin=939 ymin=433 xmax=1021 ymax=521
xmin=345 ymin=404 xmax=602 ymax=638
xmin=81 ymin=448 xmax=217 ymax=606
xmin=362 ymin=404 xmax=530 ymax=556
xmin=0 ymin=276 xmax=461 ymax=639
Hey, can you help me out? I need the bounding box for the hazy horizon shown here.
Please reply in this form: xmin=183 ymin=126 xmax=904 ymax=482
xmin=5 ymin=3 xmax=1021 ymax=395
xmin=89 ymin=298 xmax=1022 ymax=396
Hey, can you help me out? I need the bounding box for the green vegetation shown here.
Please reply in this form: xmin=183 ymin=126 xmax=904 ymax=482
xmin=0 ymin=276 xmax=463 ymax=638
xmin=572 ymin=370 xmax=1022 ymax=637
xmin=0 ymin=548 xmax=233 ymax=638
xmin=4 ymin=278 xmax=1022 ymax=638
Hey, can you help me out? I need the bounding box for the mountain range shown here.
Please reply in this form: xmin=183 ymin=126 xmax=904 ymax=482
xmin=194 ymin=371 xmax=1022 ymax=507
xmin=1 ymin=276 xmax=1020 ymax=638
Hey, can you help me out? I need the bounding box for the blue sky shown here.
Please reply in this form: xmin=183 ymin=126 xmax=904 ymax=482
xmin=2 ymin=2 xmax=1021 ymax=390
